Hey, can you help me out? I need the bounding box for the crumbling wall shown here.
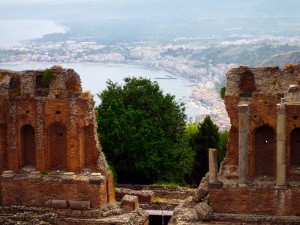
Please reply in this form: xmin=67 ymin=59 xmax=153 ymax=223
xmin=209 ymin=183 xmax=300 ymax=216
xmin=221 ymin=64 xmax=300 ymax=181
xmin=0 ymin=66 xmax=114 ymax=208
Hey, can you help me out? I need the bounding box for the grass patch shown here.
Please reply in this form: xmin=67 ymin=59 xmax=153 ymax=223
xmin=156 ymin=182 xmax=181 ymax=189
xmin=154 ymin=196 xmax=162 ymax=204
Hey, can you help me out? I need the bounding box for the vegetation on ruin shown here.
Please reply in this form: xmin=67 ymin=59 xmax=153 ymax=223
xmin=220 ymin=87 xmax=226 ymax=100
xmin=154 ymin=196 xmax=162 ymax=204
xmin=97 ymin=77 xmax=194 ymax=184
xmin=42 ymin=68 xmax=55 ymax=85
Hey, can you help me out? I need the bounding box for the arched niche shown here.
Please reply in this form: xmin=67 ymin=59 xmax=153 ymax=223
xmin=21 ymin=125 xmax=36 ymax=169
xmin=48 ymin=123 xmax=67 ymax=170
xmin=254 ymin=125 xmax=276 ymax=178
xmin=290 ymin=128 xmax=300 ymax=169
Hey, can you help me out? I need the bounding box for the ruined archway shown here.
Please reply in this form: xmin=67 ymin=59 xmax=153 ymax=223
xmin=290 ymin=128 xmax=300 ymax=169
xmin=49 ymin=123 xmax=67 ymax=170
xmin=21 ymin=125 xmax=36 ymax=168
xmin=254 ymin=125 xmax=276 ymax=178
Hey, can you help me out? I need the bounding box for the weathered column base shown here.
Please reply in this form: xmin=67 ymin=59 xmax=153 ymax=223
xmin=208 ymin=181 xmax=223 ymax=189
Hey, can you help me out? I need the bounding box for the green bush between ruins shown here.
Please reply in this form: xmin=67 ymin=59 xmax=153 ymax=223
xmin=97 ymin=77 xmax=194 ymax=185
xmin=186 ymin=115 xmax=228 ymax=186
xmin=42 ymin=68 xmax=55 ymax=85
xmin=97 ymin=77 xmax=229 ymax=186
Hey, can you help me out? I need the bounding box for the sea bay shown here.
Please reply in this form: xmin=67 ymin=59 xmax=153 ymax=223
xmin=0 ymin=62 xmax=202 ymax=120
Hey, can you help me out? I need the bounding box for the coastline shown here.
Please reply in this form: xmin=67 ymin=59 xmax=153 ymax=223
xmin=0 ymin=61 xmax=204 ymax=121
xmin=0 ymin=61 xmax=230 ymax=129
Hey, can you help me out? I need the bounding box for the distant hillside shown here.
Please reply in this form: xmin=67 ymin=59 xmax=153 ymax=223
xmin=2 ymin=0 xmax=300 ymax=44
xmin=260 ymin=51 xmax=300 ymax=68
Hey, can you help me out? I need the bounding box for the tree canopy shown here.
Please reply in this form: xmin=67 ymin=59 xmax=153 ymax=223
xmin=96 ymin=77 xmax=194 ymax=184
xmin=187 ymin=115 xmax=220 ymax=186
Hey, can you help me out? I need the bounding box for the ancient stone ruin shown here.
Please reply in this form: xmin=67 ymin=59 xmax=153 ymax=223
xmin=170 ymin=64 xmax=300 ymax=224
xmin=0 ymin=66 xmax=148 ymax=224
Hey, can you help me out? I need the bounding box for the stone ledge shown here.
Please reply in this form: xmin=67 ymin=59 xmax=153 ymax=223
xmin=0 ymin=206 xmax=149 ymax=225
xmin=116 ymin=188 xmax=156 ymax=203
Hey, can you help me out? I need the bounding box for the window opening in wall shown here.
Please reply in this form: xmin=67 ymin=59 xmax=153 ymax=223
xmin=254 ymin=125 xmax=276 ymax=179
xmin=21 ymin=125 xmax=36 ymax=170
xmin=290 ymin=128 xmax=300 ymax=171
xmin=55 ymin=110 xmax=61 ymax=115
xmin=49 ymin=123 xmax=67 ymax=171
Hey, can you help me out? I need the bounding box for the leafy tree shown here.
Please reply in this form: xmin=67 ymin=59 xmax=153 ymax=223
xmin=218 ymin=130 xmax=229 ymax=164
xmin=185 ymin=122 xmax=199 ymax=139
xmin=187 ymin=115 xmax=220 ymax=186
xmin=97 ymin=77 xmax=194 ymax=184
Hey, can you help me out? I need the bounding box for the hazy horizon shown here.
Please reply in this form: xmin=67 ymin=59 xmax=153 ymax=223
xmin=1 ymin=1 xmax=300 ymax=45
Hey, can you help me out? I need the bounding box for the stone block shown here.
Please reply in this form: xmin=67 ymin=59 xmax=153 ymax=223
xmin=62 ymin=172 xmax=76 ymax=184
xmin=89 ymin=172 xmax=104 ymax=185
xmin=28 ymin=171 xmax=42 ymax=182
xmin=116 ymin=188 xmax=155 ymax=203
xmin=45 ymin=199 xmax=68 ymax=209
xmin=69 ymin=200 xmax=90 ymax=210
xmin=1 ymin=170 xmax=15 ymax=181
xmin=121 ymin=195 xmax=139 ymax=212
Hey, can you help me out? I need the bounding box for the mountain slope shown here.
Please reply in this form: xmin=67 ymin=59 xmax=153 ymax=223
xmin=260 ymin=51 xmax=300 ymax=68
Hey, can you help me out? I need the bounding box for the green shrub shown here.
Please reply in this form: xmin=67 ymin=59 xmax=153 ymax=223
xmin=42 ymin=68 xmax=55 ymax=85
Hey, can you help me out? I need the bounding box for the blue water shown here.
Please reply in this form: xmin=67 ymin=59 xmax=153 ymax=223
xmin=0 ymin=62 xmax=201 ymax=119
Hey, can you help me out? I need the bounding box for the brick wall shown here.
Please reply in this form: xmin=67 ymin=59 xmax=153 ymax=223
xmin=0 ymin=67 xmax=114 ymax=209
xmin=222 ymin=65 xmax=300 ymax=182
xmin=209 ymin=185 xmax=300 ymax=216
xmin=1 ymin=176 xmax=108 ymax=208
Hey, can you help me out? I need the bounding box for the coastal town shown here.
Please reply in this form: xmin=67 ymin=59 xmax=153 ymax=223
xmin=0 ymin=40 xmax=234 ymax=129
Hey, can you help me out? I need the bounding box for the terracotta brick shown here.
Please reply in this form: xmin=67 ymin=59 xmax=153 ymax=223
xmin=0 ymin=66 xmax=115 ymax=208
xmin=215 ymin=64 xmax=300 ymax=216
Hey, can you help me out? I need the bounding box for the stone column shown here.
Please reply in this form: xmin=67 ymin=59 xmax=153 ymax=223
xmin=276 ymin=103 xmax=286 ymax=188
xmin=238 ymin=104 xmax=249 ymax=184
xmin=208 ymin=148 xmax=222 ymax=188
xmin=209 ymin=148 xmax=218 ymax=183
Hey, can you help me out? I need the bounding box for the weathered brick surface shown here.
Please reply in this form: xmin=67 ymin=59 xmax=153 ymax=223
xmin=221 ymin=64 xmax=300 ymax=181
xmin=106 ymin=171 xmax=116 ymax=203
xmin=215 ymin=64 xmax=300 ymax=216
xmin=0 ymin=66 xmax=114 ymax=209
xmin=1 ymin=175 xmax=108 ymax=208
xmin=209 ymin=184 xmax=300 ymax=216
